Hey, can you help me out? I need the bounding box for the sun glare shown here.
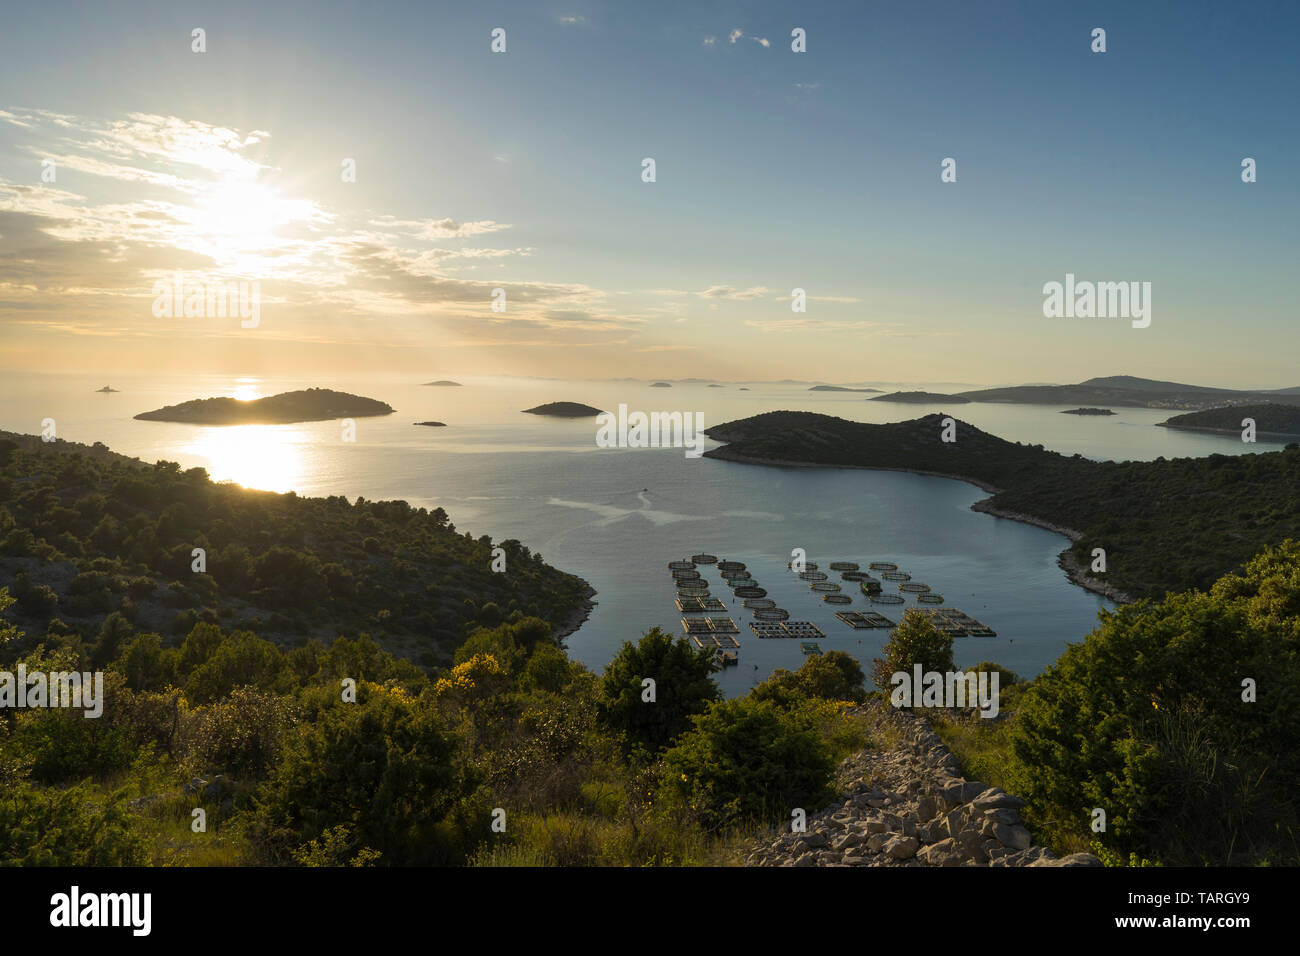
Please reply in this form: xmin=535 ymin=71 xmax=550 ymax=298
xmin=181 ymin=424 xmax=306 ymax=493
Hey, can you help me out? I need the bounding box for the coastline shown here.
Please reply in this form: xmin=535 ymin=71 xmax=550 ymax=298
xmin=554 ymin=584 xmax=598 ymax=646
xmin=704 ymin=445 xmax=1135 ymax=605
xmin=1155 ymin=422 xmax=1300 ymax=442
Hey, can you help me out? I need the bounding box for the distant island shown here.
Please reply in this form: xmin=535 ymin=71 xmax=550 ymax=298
xmin=889 ymin=375 xmax=1300 ymax=411
xmin=1157 ymin=403 xmax=1300 ymax=441
xmin=134 ymin=388 xmax=395 ymax=425
xmin=414 ymin=421 xmax=447 ymax=427
xmin=422 ymin=380 xmax=462 ymax=387
xmin=739 ymin=387 xmax=750 ymax=391
xmin=650 ymin=382 xmax=672 ymax=388
xmin=1061 ymin=408 xmax=1115 ymax=416
xmin=522 ymin=402 xmax=605 ymax=418
xmin=702 ymin=410 xmax=1300 ymax=602
xmin=707 ymin=384 xmax=724 ymax=388
xmin=872 ymin=391 xmax=971 ymax=404
xmin=809 ymin=385 xmax=882 ymax=393
xmin=95 ymin=385 xmax=119 ymax=393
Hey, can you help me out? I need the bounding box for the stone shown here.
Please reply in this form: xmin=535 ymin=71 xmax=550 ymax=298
xmin=867 ymin=833 xmax=891 ymax=853
xmin=1054 ymin=853 xmax=1104 ymax=867
xmin=917 ymin=837 xmax=964 ymax=866
xmin=956 ymin=827 xmax=990 ymax=864
xmin=916 ymin=795 xmax=939 ymax=822
xmin=793 ymin=852 xmax=817 ymax=867
xmin=884 ymin=835 xmax=920 ymax=859
xmin=984 ymin=807 xmax=1020 ymax=825
xmin=802 ymin=830 xmax=829 ymax=848
xmin=993 ymin=822 xmax=1032 ymax=850
xmin=972 ymin=788 xmax=1027 ymax=812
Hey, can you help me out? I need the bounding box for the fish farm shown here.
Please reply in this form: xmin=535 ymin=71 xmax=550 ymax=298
xmin=869 ymin=593 xmax=905 ymax=604
xmin=899 ymin=582 xmax=931 ymax=593
xmin=691 ymin=554 xmax=718 ymax=564
xmin=828 ymin=561 xmax=859 ymax=571
xmin=881 ymin=571 xmax=911 ymax=582
xmin=835 ymin=610 xmax=897 ymax=629
xmin=823 ymin=594 xmax=852 ymax=604
xmin=743 ymin=598 xmax=775 ymax=609
xmin=868 ymin=562 xmax=898 ymax=571
xmin=750 ymin=621 xmax=826 ymax=640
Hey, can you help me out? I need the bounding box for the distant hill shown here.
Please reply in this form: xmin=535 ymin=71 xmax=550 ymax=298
xmin=702 ymin=410 xmax=1300 ymax=601
xmin=522 ymin=402 xmax=604 ymax=418
xmin=872 ymin=391 xmax=971 ymax=404
xmin=952 ymin=376 xmax=1300 ymax=411
xmin=421 ymin=380 xmax=462 ymax=387
xmin=650 ymin=382 xmax=672 ymax=388
xmin=809 ymin=385 xmax=881 ymax=393
xmin=1158 ymin=404 xmax=1300 ymax=440
xmin=134 ymin=388 xmax=394 ymax=425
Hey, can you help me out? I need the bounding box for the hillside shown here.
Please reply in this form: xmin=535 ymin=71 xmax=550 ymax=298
xmin=872 ymin=391 xmax=971 ymax=404
xmin=0 ymin=432 xmax=589 ymax=665
xmin=952 ymin=376 xmax=1300 ymax=411
xmin=1158 ymin=403 xmax=1300 ymax=439
xmin=135 ymin=388 xmax=394 ymax=424
xmin=703 ymin=411 xmax=1300 ymax=600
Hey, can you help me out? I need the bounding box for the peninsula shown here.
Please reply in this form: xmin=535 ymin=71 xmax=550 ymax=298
xmin=1157 ymin=403 xmax=1300 ymax=440
xmin=809 ymin=385 xmax=882 ymax=393
xmin=702 ymin=410 xmax=1300 ymax=601
xmin=135 ymin=388 xmax=394 ymax=425
xmin=872 ymin=391 xmax=971 ymax=404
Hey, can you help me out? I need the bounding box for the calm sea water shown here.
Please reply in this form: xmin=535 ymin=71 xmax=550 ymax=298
xmin=0 ymin=372 xmax=1274 ymax=694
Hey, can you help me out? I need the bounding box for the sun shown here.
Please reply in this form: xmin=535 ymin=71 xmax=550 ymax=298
xmin=194 ymin=180 xmax=279 ymax=244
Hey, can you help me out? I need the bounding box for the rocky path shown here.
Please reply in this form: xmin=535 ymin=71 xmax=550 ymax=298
xmin=745 ymin=704 xmax=1101 ymax=867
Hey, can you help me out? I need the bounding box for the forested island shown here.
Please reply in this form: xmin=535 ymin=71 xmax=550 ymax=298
xmin=1158 ymin=403 xmax=1300 ymax=440
xmin=522 ymin=402 xmax=605 ymax=417
xmin=134 ymin=388 xmax=394 ymax=425
xmin=890 ymin=375 xmax=1300 ymax=411
xmin=1061 ymin=408 xmax=1114 ymax=416
xmin=704 ymin=411 xmax=1300 ymax=600
xmin=422 ymin=380 xmax=462 ymax=387
xmin=872 ymin=391 xmax=971 ymax=404
xmin=809 ymin=385 xmax=881 ymax=393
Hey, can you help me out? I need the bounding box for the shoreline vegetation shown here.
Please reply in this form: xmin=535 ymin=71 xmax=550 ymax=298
xmin=1156 ymin=402 xmax=1300 ymax=441
xmin=134 ymin=388 xmax=394 ymax=425
xmin=703 ymin=411 xmax=1300 ymax=602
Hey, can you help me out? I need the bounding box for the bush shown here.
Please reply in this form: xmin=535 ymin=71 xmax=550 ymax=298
xmin=662 ymin=696 xmax=837 ymax=830
xmin=871 ymin=608 xmax=954 ymax=695
xmin=0 ymin=783 xmax=146 ymax=865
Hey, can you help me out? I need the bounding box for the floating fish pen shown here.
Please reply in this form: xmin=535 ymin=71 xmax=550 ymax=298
xmin=869 ymin=593 xmax=905 ymax=605
xmin=899 ymin=582 xmax=931 ymax=593
xmin=823 ymin=594 xmax=852 ymax=605
xmin=835 ymin=610 xmax=896 ymax=629
xmin=727 ymin=578 xmax=756 ymax=588
xmin=750 ymin=622 xmax=790 ymax=638
xmin=810 ymin=582 xmax=841 ymax=592
xmin=668 ymin=560 xmax=695 ymax=571
xmin=707 ymin=617 xmax=740 ymax=634
xmin=869 ymin=562 xmax=898 ymax=572
xmin=676 ymin=586 xmax=709 ymax=597
xmin=743 ymin=599 xmax=775 ymax=610
xmin=916 ymin=593 xmax=945 ymax=604
xmin=683 ymin=617 xmax=713 ymax=635
xmin=754 ymin=607 xmax=790 ymax=622
xmin=798 ymin=571 xmax=828 ymax=582
xmin=968 ymin=627 xmax=997 ymax=638
xmin=800 ymin=642 xmax=823 ymax=656
xmin=690 ymin=633 xmax=741 ymax=651
xmin=676 ymin=597 xmax=728 ymax=613
xmin=691 ymin=554 xmax=718 ymax=564
xmin=859 ymin=580 xmax=883 ymax=596
xmin=734 ymin=586 xmax=767 ymax=598
xmin=716 ymin=650 xmax=738 ymax=667
xmin=717 ymin=561 xmax=746 ymax=572
xmin=840 ymin=571 xmax=870 ymax=581
xmin=671 ymin=569 xmax=701 ymax=581
xmin=720 ymin=568 xmax=750 ymax=581
xmin=787 ymin=561 xmax=819 ymax=571
xmin=881 ymin=571 xmax=911 ymax=582
xmin=828 ymin=561 xmax=859 ymax=571
xmin=785 ymin=622 xmax=826 ymax=639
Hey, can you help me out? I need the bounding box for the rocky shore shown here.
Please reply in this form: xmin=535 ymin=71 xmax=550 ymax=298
xmin=554 ymin=584 xmax=597 ymax=645
xmin=745 ymin=703 xmax=1102 ymax=868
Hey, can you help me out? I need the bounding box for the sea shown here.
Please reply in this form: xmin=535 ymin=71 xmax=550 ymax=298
xmin=0 ymin=372 xmax=1276 ymax=696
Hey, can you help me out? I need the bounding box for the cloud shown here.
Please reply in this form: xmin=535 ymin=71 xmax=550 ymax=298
xmin=752 ymin=37 xmax=771 ymax=48
xmin=368 ymin=216 xmax=511 ymax=239
xmin=703 ymin=36 xmax=716 ymax=47
xmin=696 ymin=285 xmax=771 ymax=300
xmin=557 ymin=15 xmax=586 ymax=25
xmin=796 ymin=82 xmax=820 ymax=91
xmin=728 ymin=29 xmax=743 ymax=44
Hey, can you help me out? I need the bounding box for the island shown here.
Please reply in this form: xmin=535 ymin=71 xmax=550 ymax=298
xmin=421 ymin=380 xmax=462 ymax=386
xmin=414 ymin=421 xmax=447 ymax=427
xmin=948 ymin=375 xmax=1300 ymax=411
xmin=650 ymin=382 xmax=673 ymax=388
xmin=1061 ymin=408 xmax=1115 ymax=416
xmin=134 ymin=388 xmax=395 ymax=425
xmin=96 ymin=386 xmax=119 ymax=393
xmin=1157 ymin=403 xmax=1300 ymax=441
xmin=707 ymin=384 xmax=724 ymax=388
xmin=701 ymin=410 xmax=1300 ymax=603
xmin=522 ymin=402 xmax=605 ymax=418
xmin=809 ymin=385 xmax=882 ymax=393
xmin=872 ymin=391 xmax=971 ymax=404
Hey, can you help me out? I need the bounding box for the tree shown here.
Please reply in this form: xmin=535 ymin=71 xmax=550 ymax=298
xmin=754 ymin=650 xmax=866 ymax=706
xmin=597 ymin=628 xmax=719 ymax=753
xmin=871 ymin=608 xmax=954 ymax=694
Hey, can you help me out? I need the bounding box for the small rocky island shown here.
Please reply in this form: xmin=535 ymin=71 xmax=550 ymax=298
xmin=422 ymin=380 xmax=462 ymax=386
xmin=96 ymin=386 xmax=119 ymax=393
xmin=414 ymin=421 xmax=446 ymax=427
xmin=522 ymin=402 xmax=605 ymax=418
xmin=707 ymin=384 xmax=724 ymax=388
xmin=650 ymin=382 xmax=673 ymax=388
xmin=1061 ymin=407 xmax=1115 ymax=416
xmin=872 ymin=391 xmax=970 ymax=404
xmin=134 ymin=388 xmax=395 ymax=425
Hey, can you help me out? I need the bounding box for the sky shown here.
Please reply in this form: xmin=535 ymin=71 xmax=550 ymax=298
xmin=1 ymin=0 xmax=1297 ymax=386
